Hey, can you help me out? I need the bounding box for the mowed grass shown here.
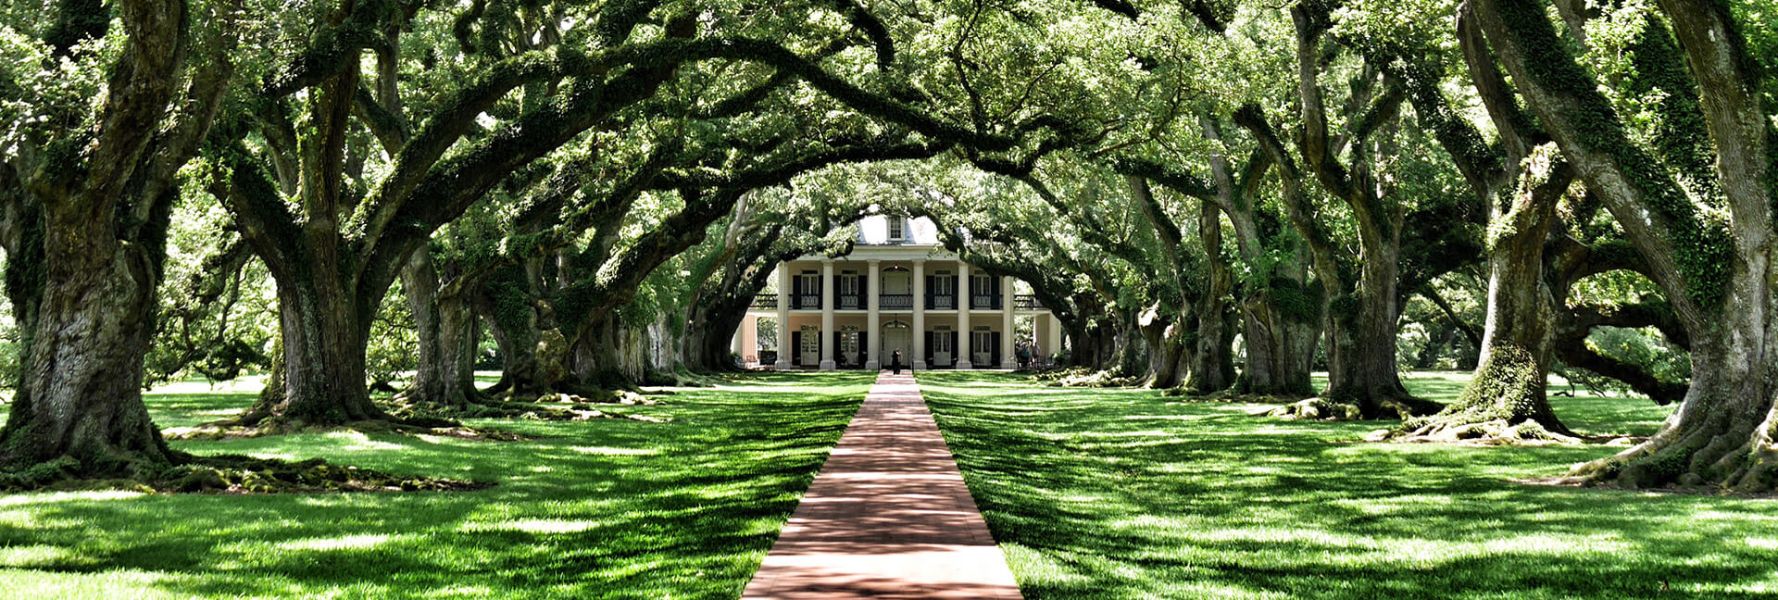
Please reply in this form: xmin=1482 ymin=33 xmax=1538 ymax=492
xmin=0 ymin=372 xmax=871 ymax=599
xmin=920 ymin=370 xmax=1778 ymax=599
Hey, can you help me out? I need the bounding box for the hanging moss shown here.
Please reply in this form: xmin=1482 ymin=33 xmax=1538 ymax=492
xmin=1268 ymin=276 xmax=1322 ymax=324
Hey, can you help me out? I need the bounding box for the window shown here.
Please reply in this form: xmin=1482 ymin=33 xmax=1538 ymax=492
xmin=888 ymin=216 xmax=905 ymax=240
xmin=931 ymin=271 xmax=955 ymax=309
xmin=933 ymin=326 xmax=953 ymax=353
xmin=797 ymin=272 xmax=820 ymax=308
xmin=973 ymin=327 xmax=994 ymax=353
xmin=838 ymin=271 xmax=860 ymax=309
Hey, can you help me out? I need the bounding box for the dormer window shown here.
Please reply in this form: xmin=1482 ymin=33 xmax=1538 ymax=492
xmin=888 ymin=216 xmax=905 ymax=241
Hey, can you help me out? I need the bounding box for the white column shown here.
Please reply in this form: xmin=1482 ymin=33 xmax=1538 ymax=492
xmin=819 ymin=259 xmax=836 ymax=370
xmin=957 ymin=262 xmax=972 ymax=369
xmin=866 ymin=259 xmax=881 ymax=370
xmin=1047 ymin=313 xmax=1063 ymax=359
xmin=774 ymin=263 xmax=791 ymax=370
xmin=1001 ymin=275 xmax=1017 ymax=369
xmin=912 ymin=259 xmax=927 ymax=370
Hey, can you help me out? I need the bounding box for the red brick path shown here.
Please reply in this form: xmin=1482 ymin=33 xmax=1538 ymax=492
xmin=741 ymin=371 xmax=1023 ymax=599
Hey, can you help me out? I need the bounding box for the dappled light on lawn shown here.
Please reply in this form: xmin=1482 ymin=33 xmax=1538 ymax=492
xmin=922 ymin=371 xmax=1778 ymax=599
xmin=0 ymin=372 xmax=871 ymax=598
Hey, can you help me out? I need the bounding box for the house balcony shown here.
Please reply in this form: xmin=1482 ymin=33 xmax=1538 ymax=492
xmin=970 ymin=294 xmax=1002 ymax=310
xmin=879 ymin=294 xmax=914 ymax=310
xmin=926 ymin=294 xmax=957 ymax=310
xmin=1015 ymin=294 xmax=1044 ymax=310
xmin=751 ymin=296 xmax=778 ymax=309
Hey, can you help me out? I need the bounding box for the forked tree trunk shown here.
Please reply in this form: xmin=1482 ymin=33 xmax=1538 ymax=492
xmin=1189 ymin=201 xmax=1235 ymax=393
xmin=401 ymin=253 xmax=480 ymax=409
xmin=1399 ymin=147 xmax=1574 ymax=441
xmin=1141 ymin=312 xmax=1188 ymax=389
xmin=1236 ymin=271 xmax=1319 ymax=397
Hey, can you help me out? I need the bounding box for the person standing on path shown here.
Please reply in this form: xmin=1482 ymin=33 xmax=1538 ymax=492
xmin=891 ymin=349 xmax=903 ymax=374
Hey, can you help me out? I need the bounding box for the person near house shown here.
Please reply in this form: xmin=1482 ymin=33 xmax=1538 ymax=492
xmin=1016 ymin=342 xmax=1032 ymax=370
xmin=891 ymin=349 xmax=904 ymax=374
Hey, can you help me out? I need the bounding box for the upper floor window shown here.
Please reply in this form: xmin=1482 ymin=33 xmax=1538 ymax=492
xmin=888 ymin=216 xmax=905 ymax=241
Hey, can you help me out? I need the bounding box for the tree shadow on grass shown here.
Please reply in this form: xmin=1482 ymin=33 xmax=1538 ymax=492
xmin=920 ymin=373 xmax=1778 ymax=599
xmin=0 ymin=371 xmax=875 ymax=599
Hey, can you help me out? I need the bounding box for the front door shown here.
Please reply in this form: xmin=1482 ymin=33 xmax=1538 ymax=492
xmin=800 ymin=325 xmax=820 ymax=366
xmin=881 ymin=321 xmax=911 ymax=366
xmin=841 ymin=327 xmax=861 ymax=366
xmin=932 ymin=326 xmax=953 ymax=366
xmin=973 ymin=328 xmax=994 ymax=366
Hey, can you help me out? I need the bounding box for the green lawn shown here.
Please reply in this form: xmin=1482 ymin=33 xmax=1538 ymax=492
xmin=0 ymin=372 xmax=871 ymax=599
xmin=920 ymin=370 xmax=1778 ymax=599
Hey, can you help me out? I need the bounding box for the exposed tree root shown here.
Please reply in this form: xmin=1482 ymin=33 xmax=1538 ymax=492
xmin=1382 ymin=418 xmax=1582 ymax=446
xmin=1546 ymin=410 xmax=1778 ymax=494
xmin=1038 ymin=368 xmax=1144 ymax=388
xmin=0 ymin=453 xmax=488 ymax=494
xmin=1266 ymin=398 xmax=1363 ymax=421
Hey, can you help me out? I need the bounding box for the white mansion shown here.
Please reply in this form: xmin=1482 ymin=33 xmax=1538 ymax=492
xmin=733 ymin=215 xmax=1063 ymax=370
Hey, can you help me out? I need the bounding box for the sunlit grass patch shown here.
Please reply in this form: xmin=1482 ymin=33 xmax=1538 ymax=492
xmin=923 ymin=370 xmax=1778 ymax=599
xmin=0 ymin=371 xmax=870 ymax=598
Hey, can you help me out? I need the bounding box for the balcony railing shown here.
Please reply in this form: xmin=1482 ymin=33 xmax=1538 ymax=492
xmin=757 ymin=292 xmax=1043 ymax=311
xmin=880 ymin=294 xmax=913 ymax=310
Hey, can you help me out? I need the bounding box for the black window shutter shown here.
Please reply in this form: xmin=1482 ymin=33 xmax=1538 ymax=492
xmin=791 ymin=331 xmax=802 ymax=366
xmin=924 ymin=331 xmax=934 ymax=365
xmin=924 ymin=275 xmax=934 ymax=308
xmin=859 ymin=332 xmax=869 ymax=366
xmin=949 ymin=331 xmax=959 ymax=366
xmin=992 ymin=331 xmax=1002 ymax=367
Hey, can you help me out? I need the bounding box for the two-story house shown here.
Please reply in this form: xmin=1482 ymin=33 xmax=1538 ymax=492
xmin=732 ymin=215 xmax=1064 ymax=370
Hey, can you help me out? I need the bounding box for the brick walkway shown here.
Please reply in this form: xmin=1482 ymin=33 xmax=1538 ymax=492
xmin=742 ymin=371 xmax=1022 ymax=600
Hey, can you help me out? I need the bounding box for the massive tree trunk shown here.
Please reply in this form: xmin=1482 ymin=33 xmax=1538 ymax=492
xmin=1188 ymin=201 xmax=1235 ymax=393
xmin=1236 ymin=262 xmax=1319 ymax=397
xmin=1472 ymin=0 xmax=1778 ymax=489
xmin=0 ymin=0 xmax=234 ymax=483
xmin=0 ymin=208 xmax=175 ymax=478
xmin=244 ymin=274 xmax=388 ymax=428
xmin=1140 ymin=309 xmax=1188 ymax=389
xmin=400 ymin=252 xmax=480 ymax=409
xmin=1399 ymin=146 xmax=1575 ymax=441
xmin=684 ymin=303 xmax=748 ymax=372
xmin=1194 ymin=119 xmax=1318 ymax=397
